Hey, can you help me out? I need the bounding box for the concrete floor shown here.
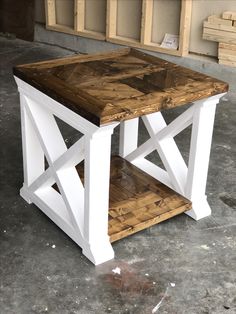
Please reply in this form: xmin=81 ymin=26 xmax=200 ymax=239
xmin=0 ymin=36 xmax=236 ymax=314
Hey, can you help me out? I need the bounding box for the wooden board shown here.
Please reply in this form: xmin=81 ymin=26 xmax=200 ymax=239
xmin=76 ymin=156 xmax=192 ymax=242
xmin=207 ymin=15 xmax=233 ymax=26
xmin=204 ymin=21 xmax=236 ymax=34
xmin=219 ymin=59 xmax=236 ymax=67
xmin=14 ymin=48 xmax=228 ymax=126
xmin=203 ymin=27 xmax=236 ymax=45
xmin=218 ymin=43 xmax=236 ymax=61
xmin=219 ymin=42 xmax=236 ymax=51
xmin=222 ymin=11 xmax=236 ymax=21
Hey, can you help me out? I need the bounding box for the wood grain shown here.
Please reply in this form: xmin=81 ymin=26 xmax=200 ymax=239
xmin=14 ymin=48 xmax=228 ymax=126
xmin=76 ymin=155 xmax=192 ymax=242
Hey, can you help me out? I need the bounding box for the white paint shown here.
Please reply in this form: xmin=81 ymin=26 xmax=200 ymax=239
xmin=200 ymin=244 xmax=210 ymax=250
xmin=127 ymin=257 xmax=145 ymax=265
xmin=170 ymin=282 xmax=175 ymax=287
xmin=119 ymin=118 xmax=139 ymax=158
xmin=152 ymin=287 xmax=169 ymax=313
xmin=112 ymin=267 xmax=121 ymax=275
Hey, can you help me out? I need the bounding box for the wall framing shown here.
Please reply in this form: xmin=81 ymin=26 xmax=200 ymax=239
xmin=45 ymin=0 xmax=106 ymax=40
xmin=45 ymin=0 xmax=192 ymax=56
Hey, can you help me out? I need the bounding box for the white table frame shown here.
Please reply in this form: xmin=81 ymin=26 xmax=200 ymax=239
xmin=15 ymin=77 xmax=225 ymax=265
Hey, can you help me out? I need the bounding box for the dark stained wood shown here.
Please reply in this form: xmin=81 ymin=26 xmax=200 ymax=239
xmin=14 ymin=48 xmax=228 ymax=126
xmin=76 ymin=156 xmax=192 ymax=243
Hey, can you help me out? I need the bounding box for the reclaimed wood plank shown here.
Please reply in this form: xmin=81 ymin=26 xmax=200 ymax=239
xmin=15 ymin=48 xmax=131 ymax=70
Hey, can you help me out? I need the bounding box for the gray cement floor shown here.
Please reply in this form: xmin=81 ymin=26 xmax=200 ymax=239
xmin=0 ymin=37 xmax=236 ymax=314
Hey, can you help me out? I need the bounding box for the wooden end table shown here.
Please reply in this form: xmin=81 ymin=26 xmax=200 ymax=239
xmin=13 ymin=48 xmax=228 ymax=265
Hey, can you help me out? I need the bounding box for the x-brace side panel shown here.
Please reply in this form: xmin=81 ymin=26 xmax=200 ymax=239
xmin=17 ymin=78 xmax=118 ymax=265
xmin=120 ymin=94 xmax=225 ymax=220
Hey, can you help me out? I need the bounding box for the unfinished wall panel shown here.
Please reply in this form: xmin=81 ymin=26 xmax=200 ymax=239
xmin=116 ymin=0 xmax=142 ymax=40
xmin=45 ymin=0 xmax=192 ymax=56
xmin=151 ymin=0 xmax=181 ymax=44
xmin=85 ymin=0 xmax=106 ymax=34
xmin=55 ymin=0 xmax=74 ymax=28
xmin=106 ymin=0 xmax=192 ymax=56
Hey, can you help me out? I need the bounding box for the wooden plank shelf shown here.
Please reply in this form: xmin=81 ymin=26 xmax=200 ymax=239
xmin=76 ymin=156 xmax=192 ymax=243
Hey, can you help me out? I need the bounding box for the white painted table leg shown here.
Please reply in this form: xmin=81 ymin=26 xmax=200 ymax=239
xmin=20 ymin=94 xmax=44 ymax=203
xmin=82 ymin=128 xmax=115 ymax=265
xmin=119 ymin=118 xmax=139 ymax=157
xmin=185 ymin=96 xmax=219 ymax=220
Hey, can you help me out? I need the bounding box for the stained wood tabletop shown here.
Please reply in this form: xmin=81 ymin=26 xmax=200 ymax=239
xmin=14 ymin=48 xmax=228 ymax=126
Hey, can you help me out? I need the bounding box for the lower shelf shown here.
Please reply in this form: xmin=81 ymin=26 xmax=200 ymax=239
xmin=77 ymin=156 xmax=191 ymax=243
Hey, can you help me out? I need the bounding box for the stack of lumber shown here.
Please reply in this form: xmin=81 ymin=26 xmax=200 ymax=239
xmin=203 ymin=12 xmax=236 ymax=67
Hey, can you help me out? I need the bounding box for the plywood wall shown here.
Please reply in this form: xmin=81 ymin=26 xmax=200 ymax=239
xmin=55 ymin=0 xmax=74 ymax=27
xmin=151 ymin=0 xmax=181 ymax=44
xmin=85 ymin=0 xmax=106 ymax=33
xmin=116 ymin=0 xmax=142 ymax=40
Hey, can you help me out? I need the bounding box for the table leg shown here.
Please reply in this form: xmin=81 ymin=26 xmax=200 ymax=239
xmin=20 ymin=94 xmax=44 ymax=203
xmin=119 ymin=118 xmax=139 ymax=157
xmin=185 ymin=97 xmax=218 ymax=220
xmin=82 ymin=128 xmax=115 ymax=265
